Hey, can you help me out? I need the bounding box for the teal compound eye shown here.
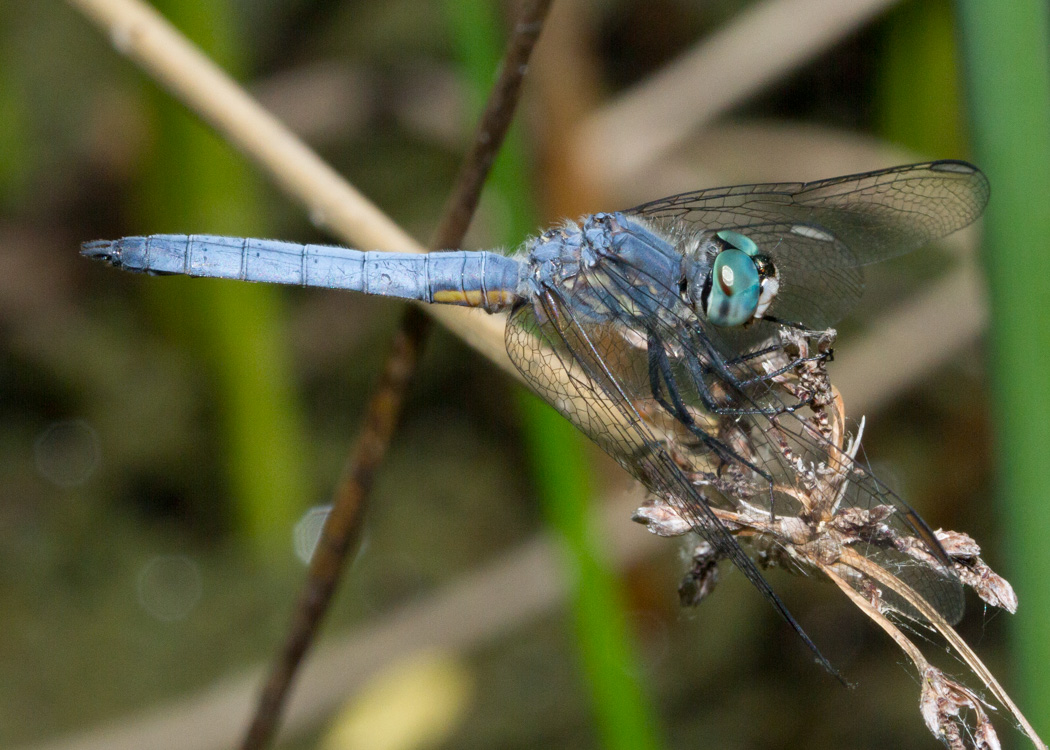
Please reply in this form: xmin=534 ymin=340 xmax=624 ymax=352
xmin=703 ymin=247 xmax=761 ymax=327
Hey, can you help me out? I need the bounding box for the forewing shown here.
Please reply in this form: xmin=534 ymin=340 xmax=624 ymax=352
xmin=629 ymin=161 xmax=989 ymax=266
xmin=507 ymin=250 xmax=964 ymax=627
xmin=504 ymin=290 xmax=837 ymax=664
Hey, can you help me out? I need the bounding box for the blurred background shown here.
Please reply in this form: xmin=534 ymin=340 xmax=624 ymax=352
xmin=1 ymin=0 xmax=1047 ymax=748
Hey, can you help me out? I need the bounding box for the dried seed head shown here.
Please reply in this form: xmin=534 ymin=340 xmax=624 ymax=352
xmin=938 ymin=530 xmax=983 ymax=559
xmin=632 ymin=496 xmax=692 ymax=537
xmin=935 ymin=531 xmax=1017 ymax=611
xmin=896 ymin=530 xmax=1019 ymax=613
xmin=678 ymin=541 xmax=722 ymax=607
xmin=628 ymin=324 xmax=1041 ymax=747
xmin=920 ymin=666 xmax=1000 ymax=750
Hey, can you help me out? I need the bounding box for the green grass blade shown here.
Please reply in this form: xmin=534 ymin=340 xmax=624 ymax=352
xmin=444 ymin=3 xmax=663 ymax=748
xmin=879 ymin=0 xmax=965 ymax=156
xmin=957 ymin=0 xmax=1050 ymax=734
xmin=138 ymin=0 xmax=309 ymax=555
xmin=516 ymin=396 xmax=663 ymax=750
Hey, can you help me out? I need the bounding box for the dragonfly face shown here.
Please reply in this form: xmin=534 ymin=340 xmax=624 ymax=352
xmin=692 ymin=230 xmax=781 ymax=327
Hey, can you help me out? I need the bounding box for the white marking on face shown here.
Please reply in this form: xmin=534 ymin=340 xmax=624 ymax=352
xmin=720 ymin=265 xmax=735 ymax=286
xmin=755 ymin=277 xmax=780 ymax=318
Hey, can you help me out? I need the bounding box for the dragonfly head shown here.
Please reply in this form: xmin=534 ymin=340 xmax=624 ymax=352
xmin=689 ymin=230 xmax=779 ymax=327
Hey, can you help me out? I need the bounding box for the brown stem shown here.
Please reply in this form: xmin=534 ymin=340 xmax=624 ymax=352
xmin=238 ymin=3 xmax=553 ymax=749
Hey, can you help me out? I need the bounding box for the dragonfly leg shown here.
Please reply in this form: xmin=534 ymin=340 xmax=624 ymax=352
xmin=723 ymin=342 xmax=783 ymax=367
xmin=684 ymin=339 xmax=806 ymax=418
xmin=693 ymin=334 xmax=831 ymax=397
xmin=734 ymin=348 xmax=831 ymax=387
xmin=646 ymin=330 xmax=774 ymax=484
xmin=688 ymin=343 xmax=785 ymax=388
xmin=639 ymin=333 xmax=843 ymax=681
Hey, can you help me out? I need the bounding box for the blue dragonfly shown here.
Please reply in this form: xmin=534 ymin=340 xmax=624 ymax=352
xmin=83 ymin=160 xmax=989 ymax=673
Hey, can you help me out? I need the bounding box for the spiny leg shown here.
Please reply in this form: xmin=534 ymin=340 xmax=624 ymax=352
xmin=646 ymin=329 xmax=773 ymax=484
xmin=682 ymin=333 xmax=809 ymax=418
xmin=643 ymin=356 xmax=841 ymax=681
xmin=691 ymin=331 xmax=831 ymax=390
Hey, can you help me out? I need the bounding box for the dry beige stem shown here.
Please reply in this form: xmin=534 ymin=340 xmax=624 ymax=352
xmin=840 ymin=549 xmax=1043 ymax=749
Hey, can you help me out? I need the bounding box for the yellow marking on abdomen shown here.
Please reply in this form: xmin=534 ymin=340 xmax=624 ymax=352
xmin=433 ymin=289 xmax=512 ymax=307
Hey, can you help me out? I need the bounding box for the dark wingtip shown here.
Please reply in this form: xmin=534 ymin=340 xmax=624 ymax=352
xmin=927 ymin=159 xmax=991 ymax=214
xmin=928 ymin=158 xmax=980 ymax=173
xmin=81 ymin=240 xmax=120 ymax=265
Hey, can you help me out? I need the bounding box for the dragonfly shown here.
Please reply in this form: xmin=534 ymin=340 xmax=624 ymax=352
xmin=83 ymin=160 xmax=989 ymax=674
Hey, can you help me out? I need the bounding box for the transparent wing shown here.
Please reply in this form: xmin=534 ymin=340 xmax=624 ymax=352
xmin=628 ymin=160 xmax=989 ymax=267
xmin=505 ymin=291 xmax=840 ymax=672
xmin=506 ymin=250 xmax=964 ymax=632
xmin=622 ymin=260 xmax=966 ymax=625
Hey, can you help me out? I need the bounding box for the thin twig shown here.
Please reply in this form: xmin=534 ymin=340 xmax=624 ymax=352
xmin=238 ymin=3 xmax=553 ymax=749
xmin=428 ymin=6 xmax=551 ymax=250
xmin=237 ymin=309 xmax=429 ymax=750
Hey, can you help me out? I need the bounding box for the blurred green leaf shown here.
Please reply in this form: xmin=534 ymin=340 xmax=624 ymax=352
xmin=444 ymin=2 xmax=663 ymax=748
xmin=958 ymin=0 xmax=1050 ymax=736
xmin=879 ymin=0 xmax=964 ymax=157
xmin=0 ymin=5 xmax=33 ymax=208
xmin=138 ymin=0 xmax=309 ymax=555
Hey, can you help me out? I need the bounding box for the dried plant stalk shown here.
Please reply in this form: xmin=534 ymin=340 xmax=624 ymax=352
xmin=634 ymin=327 xmax=1046 ymax=750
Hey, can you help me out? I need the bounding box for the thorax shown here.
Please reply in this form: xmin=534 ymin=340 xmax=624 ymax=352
xmin=523 ymin=212 xmax=701 ymax=325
